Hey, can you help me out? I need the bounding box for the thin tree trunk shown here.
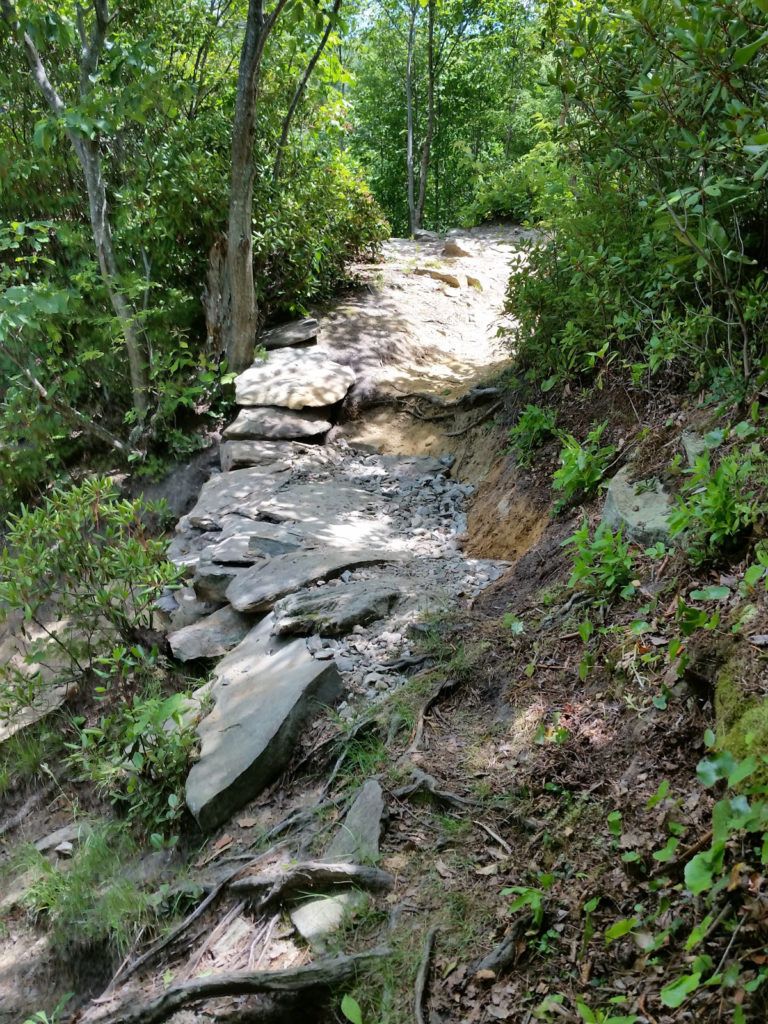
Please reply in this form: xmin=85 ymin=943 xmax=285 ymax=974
xmin=405 ymin=0 xmax=417 ymax=236
xmin=272 ymin=0 xmax=342 ymax=184
xmin=0 ymin=0 xmax=150 ymax=419
xmin=415 ymin=0 xmax=435 ymax=231
xmin=225 ymin=0 xmax=289 ymax=372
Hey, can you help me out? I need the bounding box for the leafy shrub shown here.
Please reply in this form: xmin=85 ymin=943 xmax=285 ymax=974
xmin=506 ymin=404 xmax=557 ymax=466
xmin=0 ymin=477 xmax=181 ymax=705
xmin=668 ymin=451 xmax=760 ymax=566
xmin=564 ymin=520 xmax=636 ymax=599
xmin=552 ymin=423 xmax=616 ymax=510
xmin=67 ymin=690 xmax=198 ymax=838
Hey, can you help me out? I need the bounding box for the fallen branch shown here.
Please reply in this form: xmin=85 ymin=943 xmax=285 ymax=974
xmin=230 ymin=860 xmax=395 ymax=910
xmin=88 ymin=947 xmax=392 ymax=1024
xmin=472 ymin=915 xmax=532 ymax=976
xmin=414 ymin=926 xmax=439 ymax=1024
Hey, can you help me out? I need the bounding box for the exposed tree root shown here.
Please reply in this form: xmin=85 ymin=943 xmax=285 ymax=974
xmin=84 ymin=947 xmax=391 ymax=1024
xmin=414 ymin=926 xmax=439 ymax=1024
xmin=230 ymin=860 xmax=395 ymax=910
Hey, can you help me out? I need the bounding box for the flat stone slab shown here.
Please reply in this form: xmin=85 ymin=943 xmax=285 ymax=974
xmin=193 ymin=561 xmax=249 ymax=603
xmin=234 ymin=348 xmax=356 ymax=409
xmin=601 ymin=466 xmax=672 ymax=547
xmin=375 ymin=454 xmax=447 ymax=478
xmin=220 ymin=443 xmax=293 ymax=473
xmin=261 ymin=317 xmax=319 ymax=349
xmin=226 ymin=549 xmax=398 ymax=613
xmin=272 ymin=581 xmax=401 ymax=637
xmin=169 ymin=605 xmax=254 ymax=662
xmin=186 ymin=616 xmax=343 ymax=830
xmin=223 ymin=407 xmax=332 ymax=441
xmin=181 ymin=465 xmax=292 ymax=530
xmin=327 ymin=779 xmax=385 ymax=863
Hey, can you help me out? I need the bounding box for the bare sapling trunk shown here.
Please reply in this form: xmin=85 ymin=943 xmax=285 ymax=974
xmin=405 ymin=0 xmax=417 ymax=236
xmin=225 ymin=0 xmax=289 ymax=373
xmin=0 ymin=0 xmax=150 ymax=420
xmin=414 ymin=0 xmax=435 ymax=231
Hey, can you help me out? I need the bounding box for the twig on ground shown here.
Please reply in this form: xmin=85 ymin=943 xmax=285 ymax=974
xmin=473 ymin=819 xmax=513 ymax=855
xmin=414 ymin=926 xmax=439 ymax=1024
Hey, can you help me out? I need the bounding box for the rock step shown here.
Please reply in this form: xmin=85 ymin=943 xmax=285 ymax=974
xmin=234 ymin=347 xmax=356 ymax=410
xmin=223 ymin=406 xmax=332 ymax=442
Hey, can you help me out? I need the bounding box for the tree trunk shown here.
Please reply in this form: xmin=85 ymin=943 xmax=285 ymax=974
xmin=225 ymin=0 xmax=288 ymax=373
xmin=414 ymin=0 xmax=435 ymax=231
xmin=405 ymin=1 xmax=417 ymax=236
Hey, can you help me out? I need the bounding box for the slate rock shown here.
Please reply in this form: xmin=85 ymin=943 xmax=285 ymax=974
xmin=290 ymin=892 xmax=361 ymax=949
xmin=223 ymin=406 xmax=332 ymax=441
xmin=234 ymin=348 xmax=356 ymax=409
xmin=601 ymin=466 xmax=672 ymax=546
xmin=375 ymin=454 xmax=446 ymax=479
xmin=271 ymin=581 xmax=401 ymax=637
xmin=226 ymin=549 xmax=398 ymax=613
xmin=169 ymin=605 xmax=254 ymax=662
xmin=194 ymin=561 xmax=247 ymax=603
xmin=181 ymin=465 xmax=292 ymax=531
xmin=326 ymin=779 xmax=385 ymax=863
xmin=185 ymin=616 xmax=343 ymax=830
xmin=261 ymin=317 xmax=319 ymax=349
xmin=681 ymin=430 xmax=707 ymax=467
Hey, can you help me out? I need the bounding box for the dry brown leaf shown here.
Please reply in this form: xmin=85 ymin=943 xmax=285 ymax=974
xmin=435 ymin=859 xmax=454 ymax=878
xmin=195 ymin=834 xmax=234 ymax=867
xmin=236 ymin=816 xmax=259 ymax=828
xmin=474 ymin=968 xmax=496 ymax=982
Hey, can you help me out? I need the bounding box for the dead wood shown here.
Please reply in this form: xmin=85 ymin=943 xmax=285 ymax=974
xmin=472 ymin=915 xmax=532 ymax=976
xmin=391 ymin=767 xmax=473 ymax=808
xmin=406 ymin=676 xmax=460 ymax=753
xmin=87 ymin=947 xmax=391 ymax=1024
xmin=229 ymin=860 xmax=395 ymax=910
xmin=105 ymin=844 xmax=288 ymax=991
xmin=414 ymin=926 xmax=439 ymax=1024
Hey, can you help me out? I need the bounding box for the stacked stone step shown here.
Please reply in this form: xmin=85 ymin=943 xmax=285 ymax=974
xmin=220 ymin=317 xmax=356 ymax=472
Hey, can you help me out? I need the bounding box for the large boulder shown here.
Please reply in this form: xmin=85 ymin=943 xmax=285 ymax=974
xmin=185 ymin=615 xmax=343 ymax=830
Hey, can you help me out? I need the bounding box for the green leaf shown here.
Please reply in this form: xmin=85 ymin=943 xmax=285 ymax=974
xmin=653 ymin=837 xmax=678 ymax=862
xmin=341 ymin=994 xmax=363 ymax=1024
xmin=645 ymin=779 xmax=669 ymax=809
xmin=605 ymin=918 xmax=638 ymax=943
xmin=689 ymin=585 xmax=730 ymax=601
xmin=660 ymin=972 xmax=701 ymax=1007
xmin=697 ymin=752 xmax=737 ymax=786
xmin=734 ymin=30 xmax=768 ymax=66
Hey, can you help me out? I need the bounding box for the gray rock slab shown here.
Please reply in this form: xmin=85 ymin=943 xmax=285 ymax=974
xmin=326 ymin=780 xmax=385 ymax=863
xmin=223 ymin=406 xmax=332 ymax=441
xmin=169 ymin=605 xmax=254 ymax=662
xmin=375 ymin=454 xmax=446 ymax=479
xmin=226 ymin=549 xmax=399 ymax=613
xmin=601 ymin=466 xmax=672 ymax=547
xmin=182 ymin=465 xmax=292 ymax=530
xmin=234 ymin=348 xmax=356 ymax=409
xmin=255 ymin=482 xmax=403 ymax=553
xmin=185 ymin=616 xmax=343 ymax=830
xmin=261 ymin=317 xmax=319 ymax=349
xmin=193 ymin=562 xmax=248 ymax=603
xmin=272 ymin=581 xmax=401 ymax=637
xmin=682 ymin=429 xmax=707 ymax=467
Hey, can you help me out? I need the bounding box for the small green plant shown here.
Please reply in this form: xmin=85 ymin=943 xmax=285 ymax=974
xmin=668 ymin=450 xmax=760 ymax=566
xmin=506 ymin=404 xmax=557 ymax=466
xmin=67 ymin=689 xmax=197 ymax=838
xmin=22 ymin=993 xmax=74 ymax=1024
xmin=564 ymin=519 xmax=637 ymax=598
xmin=552 ymin=423 xmax=616 ymax=510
